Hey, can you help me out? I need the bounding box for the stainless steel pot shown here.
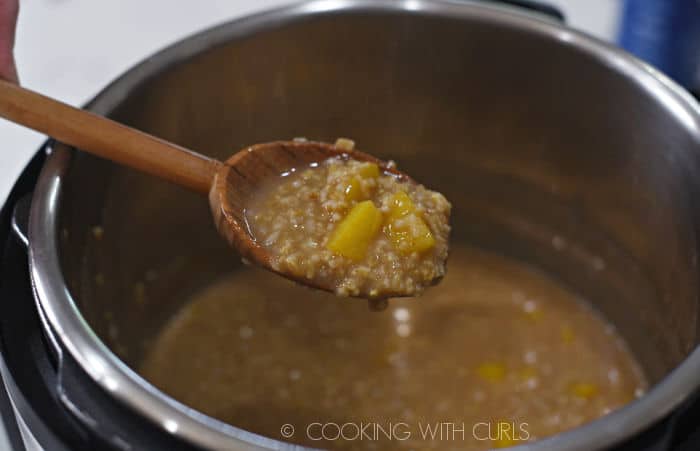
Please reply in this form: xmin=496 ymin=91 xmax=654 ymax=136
xmin=26 ymin=1 xmax=700 ymax=450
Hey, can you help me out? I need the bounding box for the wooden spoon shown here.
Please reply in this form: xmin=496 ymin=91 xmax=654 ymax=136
xmin=0 ymin=80 xmax=409 ymax=297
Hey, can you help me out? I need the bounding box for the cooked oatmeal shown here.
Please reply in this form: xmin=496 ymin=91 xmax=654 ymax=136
xmin=140 ymin=245 xmax=647 ymax=451
xmin=245 ymin=152 xmax=451 ymax=298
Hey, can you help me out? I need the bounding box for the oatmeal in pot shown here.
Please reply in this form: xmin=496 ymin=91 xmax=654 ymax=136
xmin=245 ymin=142 xmax=451 ymax=298
xmin=140 ymin=245 xmax=647 ymax=451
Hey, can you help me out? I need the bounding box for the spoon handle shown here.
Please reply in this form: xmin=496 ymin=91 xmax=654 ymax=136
xmin=0 ymin=79 xmax=220 ymax=194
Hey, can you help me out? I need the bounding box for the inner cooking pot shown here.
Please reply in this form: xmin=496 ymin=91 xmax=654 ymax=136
xmin=27 ymin=1 xmax=700 ymax=450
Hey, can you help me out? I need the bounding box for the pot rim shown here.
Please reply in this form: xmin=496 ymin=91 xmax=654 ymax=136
xmin=28 ymin=1 xmax=700 ymax=450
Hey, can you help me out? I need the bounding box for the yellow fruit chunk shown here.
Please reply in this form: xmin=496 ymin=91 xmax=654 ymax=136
xmin=518 ymin=366 xmax=537 ymax=380
xmin=342 ymin=164 xmax=380 ymax=203
xmin=327 ymin=200 xmax=383 ymax=261
xmin=525 ymin=309 xmax=542 ymax=321
xmin=561 ymin=325 xmax=575 ymax=344
xmin=477 ymin=362 xmax=506 ymax=383
xmin=385 ymin=191 xmax=435 ymax=253
xmin=522 ymin=301 xmax=542 ymax=321
xmin=492 ymin=420 xmax=519 ymax=448
xmin=570 ymin=382 xmax=599 ymax=400
xmin=493 ymin=437 xmax=517 ymax=448
xmin=344 ymin=177 xmax=363 ymax=202
xmin=387 ymin=191 xmax=415 ymax=220
xmin=358 ymin=162 xmax=380 ymax=179
xmin=334 ymin=137 xmax=355 ymax=150
xmin=386 ymin=216 xmax=435 ymax=253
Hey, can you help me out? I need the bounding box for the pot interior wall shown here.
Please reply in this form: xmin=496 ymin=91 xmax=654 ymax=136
xmin=57 ymin=8 xmax=700 ymax=384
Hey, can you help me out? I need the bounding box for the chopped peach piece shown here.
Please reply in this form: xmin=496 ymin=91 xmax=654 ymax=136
xmin=334 ymin=137 xmax=355 ymax=150
xmin=570 ymin=382 xmax=599 ymax=400
xmin=493 ymin=436 xmax=517 ymax=448
xmin=561 ymin=325 xmax=575 ymax=344
xmin=385 ymin=191 xmax=435 ymax=253
xmin=477 ymin=362 xmax=506 ymax=383
xmin=344 ymin=177 xmax=363 ymax=202
xmin=342 ymin=164 xmax=379 ymax=203
xmin=492 ymin=420 xmax=523 ymax=448
xmin=327 ymin=200 xmax=383 ymax=261
xmin=518 ymin=366 xmax=537 ymax=380
xmin=358 ymin=162 xmax=380 ymax=179
xmin=387 ymin=191 xmax=415 ymax=220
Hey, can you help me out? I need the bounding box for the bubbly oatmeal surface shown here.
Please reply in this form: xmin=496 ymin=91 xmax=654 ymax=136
xmin=141 ymin=245 xmax=647 ymax=451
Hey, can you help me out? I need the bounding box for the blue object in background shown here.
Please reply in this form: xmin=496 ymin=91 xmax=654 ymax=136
xmin=618 ymin=0 xmax=700 ymax=90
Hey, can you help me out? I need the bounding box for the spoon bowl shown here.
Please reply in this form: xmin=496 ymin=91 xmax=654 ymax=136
xmin=209 ymin=140 xmax=412 ymax=295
